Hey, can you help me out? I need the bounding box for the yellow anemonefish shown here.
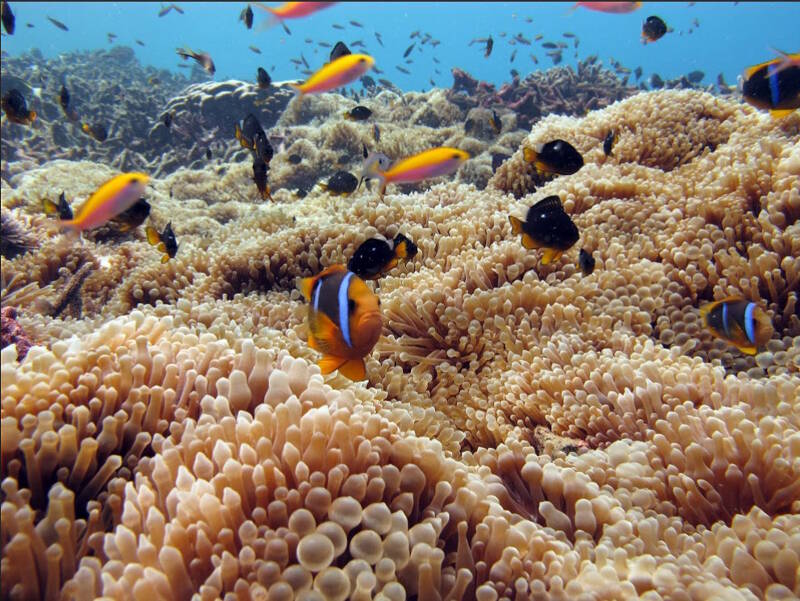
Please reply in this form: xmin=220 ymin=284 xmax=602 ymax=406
xmin=59 ymin=173 xmax=150 ymax=232
xmin=741 ymin=50 xmax=800 ymax=118
xmin=361 ymin=146 xmax=469 ymax=198
xmin=290 ymin=53 xmax=375 ymax=95
xmin=699 ymin=297 xmax=774 ymax=355
xmin=299 ymin=264 xmax=382 ymax=381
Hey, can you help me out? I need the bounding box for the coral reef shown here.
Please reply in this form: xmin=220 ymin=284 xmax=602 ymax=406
xmin=0 ymin=306 xmax=32 ymax=359
xmin=1 ymin=89 xmax=800 ymax=600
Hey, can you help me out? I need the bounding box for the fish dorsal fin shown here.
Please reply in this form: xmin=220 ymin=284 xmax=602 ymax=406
xmin=529 ymin=195 xmax=564 ymax=217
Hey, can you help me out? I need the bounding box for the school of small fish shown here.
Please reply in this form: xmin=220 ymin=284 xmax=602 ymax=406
xmin=1 ymin=1 xmax=796 ymax=380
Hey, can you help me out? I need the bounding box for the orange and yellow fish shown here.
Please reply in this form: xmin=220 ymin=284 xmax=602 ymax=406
xmin=572 ymin=2 xmax=642 ymax=13
xmin=290 ymin=53 xmax=375 ymax=95
xmin=254 ymin=2 xmax=334 ymax=28
xmin=699 ymin=297 xmax=774 ymax=355
xmin=59 ymin=173 xmax=149 ymax=232
xmin=361 ymin=146 xmax=469 ymax=198
xmin=299 ymin=264 xmax=382 ymax=381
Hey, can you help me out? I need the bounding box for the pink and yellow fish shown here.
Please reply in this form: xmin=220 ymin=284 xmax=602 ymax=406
xmin=60 ymin=173 xmax=149 ymax=232
xmin=290 ymin=53 xmax=375 ymax=95
xmin=572 ymin=2 xmax=642 ymax=13
xmin=361 ymin=147 xmax=469 ymax=198
xmin=255 ymin=2 xmax=334 ymax=27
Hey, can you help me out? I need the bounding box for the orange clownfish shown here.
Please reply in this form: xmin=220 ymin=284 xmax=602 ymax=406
xmin=299 ymin=264 xmax=382 ymax=380
xmin=699 ymin=297 xmax=774 ymax=355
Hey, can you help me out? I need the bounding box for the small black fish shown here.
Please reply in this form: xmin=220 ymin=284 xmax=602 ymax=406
xmin=374 ymin=32 xmax=383 ymax=47
xmin=687 ymin=70 xmax=705 ymax=83
xmin=43 ymin=192 xmax=73 ymax=220
xmin=523 ymin=139 xmax=583 ymax=176
xmin=146 ymin=222 xmax=179 ymax=263
xmin=650 ymin=73 xmax=664 ymax=88
xmin=332 ymin=23 xmax=345 ymax=30
xmin=318 ymin=41 xmax=331 ymax=48
xmin=373 ymin=123 xmax=380 ymax=143
xmin=491 ymin=153 xmax=510 ymax=173
xmin=300 ymin=53 xmax=309 ymax=69
xmin=344 ymin=105 xmax=372 ymax=121
xmin=563 ymin=31 xmax=575 ymax=38
xmin=634 ymin=66 xmax=643 ymax=80
xmin=490 ymin=109 xmax=501 ymax=134
xmin=172 ymin=3 xmax=184 ymax=14
xmin=240 ymin=4 xmax=253 ymax=29
xmin=403 ymin=43 xmax=415 ymax=58
xmin=163 ymin=112 xmax=173 ymax=128
xmin=542 ymin=42 xmax=557 ymax=49
xmin=603 ymin=130 xmax=616 ymax=156
xmin=510 ymin=69 xmax=519 ymax=79
xmin=46 ymin=16 xmax=68 ymax=31
xmin=579 ymin=249 xmax=595 ymax=275
xmin=348 ymin=233 xmax=418 ymax=280
xmin=81 ymin=122 xmax=107 ymax=142
xmin=1 ymin=0 xmax=15 ymax=35
xmin=206 ymin=147 xmax=212 ymax=159
xmin=111 ymin=198 xmax=151 ymax=232
xmin=509 ymin=196 xmax=579 ymax=265
xmin=288 ymin=154 xmax=302 ymax=165
xmin=107 ymin=32 xmax=117 ymax=43
xmin=252 ymin=157 xmax=272 ymax=200
xmin=510 ymin=49 xmax=517 ymax=63
xmin=257 ymin=66 xmax=271 ymax=89
xmin=350 ymin=40 xmax=365 ymax=48
xmin=319 ymin=170 xmax=358 ymax=196
xmin=330 ymin=41 xmax=351 ymax=62
xmin=281 ymin=21 xmax=291 ymax=35
xmin=485 ymin=36 xmax=493 ymax=58
xmin=350 ymin=20 xmax=363 ymax=28
xmin=58 ymin=85 xmax=70 ymax=111
xmin=136 ymin=39 xmax=145 ymax=47
xmin=642 ymin=15 xmax=667 ymax=44
xmin=249 ymin=45 xmax=261 ymax=54
xmin=396 ymin=65 xmax=410 ymax=75
xmin=25 ymin=22 xmax=32 ymax=28
xmin=2 ymin=89 xmax=36 ymax=125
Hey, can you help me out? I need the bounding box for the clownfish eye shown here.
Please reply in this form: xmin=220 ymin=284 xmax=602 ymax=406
xmin=348 ymin=299 xmax=356 ymax=313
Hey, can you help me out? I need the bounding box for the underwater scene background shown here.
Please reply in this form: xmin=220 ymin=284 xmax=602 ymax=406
xmin=1 ymin=2 xmax=799 ymax=600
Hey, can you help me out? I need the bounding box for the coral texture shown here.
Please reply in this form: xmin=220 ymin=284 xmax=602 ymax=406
xmin=1 ymin=89 xmax=799 ymax=601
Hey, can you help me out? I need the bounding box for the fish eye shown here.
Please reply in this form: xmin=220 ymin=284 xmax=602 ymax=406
xmin=358 ymin=58 xmax=366 ymax=63
xmin=452 ymin=153 xmax=462 ymax=160
xmin=348 ymin=299 xmax=356 ymax=313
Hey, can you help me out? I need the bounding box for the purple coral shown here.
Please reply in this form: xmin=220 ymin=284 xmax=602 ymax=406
xmin=1 ymin=306 xmax=33 ymax=360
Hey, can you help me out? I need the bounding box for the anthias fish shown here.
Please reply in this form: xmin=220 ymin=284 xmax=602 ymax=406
xmin=299 ymin=263 xmax=383 ymax=381
xmin=523 ymin=139 xmax=584 ymax=176
xmin=347 ymin=233 xmax=418 ymax=280
xmin=700 ymin=297 xmax=774 ymax=354
xmin=46 ymin=16 xmax=68 ymax=31
xmin=255 ymin=1 xmax=334 ymax=29
xmin=573 ymin=2 xmax=642 ymax=13
xmin=362 ymin=147 xmax=469 ymax=198
xmin=291 ymin=53 xmax=375 ymax=95
xmin=146 ymin=222 xmax=179 ymax=263
xmin=509 ymin=195 xmax=579 ymax=265
xmin=741 ymin=51 xmax=800 ymax=117
xmin=59 ymin=173 xmax=150 ymax=232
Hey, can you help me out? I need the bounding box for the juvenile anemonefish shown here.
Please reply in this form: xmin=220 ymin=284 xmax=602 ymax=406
xmin=641 ymin=15 xmax=668 ymax=44
xmin=145 ymin=222 xmax=178 ymax=263
xmin=603 ymin=130 xmax=616 ymax=156
xmin=43 ymin=192 xmax=73 ymax=220
xmin=290 ymin=53 xmax=375 ymax=96
xmin=252 ymin=157 xmax=272 ymax=200
xmin=699 ymin=297 xmax=774 ymax=355
xmin=489 ymin=109 xmax=502 ymax=135
xmin=523 ymin=139 xmax=584 ymax=176
xmin=319 ymin=170 xmax=359 ymax=195
xmin=58 ymin=173 xmax=150 ymax=232
xmin=2 ymin=89 xmax=36 ymax=125
xmin=578 ymin=248 xmax=595 ymax=275
xmin=347 ymin=233 xmax=418 ymax=280
xmin=741 ymin=50 xmax=800 ymax=118
xmin=361 ymin=146 xmax=469 ymax=198
xmin=235 ymin=114 xmax=273 ymax=164
xmin=344 ymin=105 xmax=372 ymax=121
xmin=299 ymin=264 xmax=382 ymax=381
xmin=81 ymin=122 xmax=108 ymax=142
xmin=509 ymin=195 xmax=580 ymax=265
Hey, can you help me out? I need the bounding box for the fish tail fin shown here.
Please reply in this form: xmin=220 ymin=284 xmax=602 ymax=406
xmin=541 ymin=248 xmax=561 ymax=265
xmin=342 ymin=112 xmax=353 ymax=120
xmin=337 ymin=358 xmax=367 ymax=381
xmin=42 ymin=198 xmax=59 ymax=216
xmin=565 ymin=3 xmax=580 ymax=15
xmin=318 ymin=354 xmax=348 ymax=376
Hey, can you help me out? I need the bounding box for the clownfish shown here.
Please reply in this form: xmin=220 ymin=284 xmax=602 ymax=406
xmin=699 ymin=297 xmax=774 ymax=355
xmin=361 ymin=146 xmax=469 ymax=198
xmin=290 ymin=53 xmax=375 ymax=95
xmin=299 ymin=264 xmax=382 ymax=381
xmin=741 ymin=50 xmax=800 ymax=118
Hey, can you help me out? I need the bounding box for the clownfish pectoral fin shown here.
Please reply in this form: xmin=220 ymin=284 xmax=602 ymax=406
xmin=733 ymin=342 xmax=758 ymax=355
xmin=521 ymin=233 xmax=540 ymax=250
xmin=522 ymin=147 xmax=537 ymax=163
xmin=307 ymin=329 xmax=320 ymax=351
xmin=318 ymin=354 xmax=347 ymax=375
xmin=540 ymin=248 xmax=561 ymax=265
xmin=509 ymin=215 xmax=524 ymax=235
xmin=299 ymin=275 xmax=316 ymax=300
xmin=337 ymin=358 xmax=367 ymax=381
xmin=769 ymin=108 xmax=796 ymax=118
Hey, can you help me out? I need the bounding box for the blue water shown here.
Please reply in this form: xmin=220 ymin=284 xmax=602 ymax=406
xmin=2 ymin=2 xmax=799 ymax=91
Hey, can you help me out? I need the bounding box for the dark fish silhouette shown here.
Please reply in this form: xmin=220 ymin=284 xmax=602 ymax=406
xmin=240 ymin=4 xmax=253 ymax=29
xmin=46 ymin=16 xmax=68 ymax=31
xmin=1 ymin=0 xmax=15 ymax=35
xmin=403 ymin=43 xmax=415 ymax=58
xmin=330 ymin=41 xmax=351 ymax=62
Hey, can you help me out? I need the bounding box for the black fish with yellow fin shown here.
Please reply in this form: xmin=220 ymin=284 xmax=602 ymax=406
xmin=235 ymin=114 xmax=273 ymax=164
xmin=741 ymin=50 xmax=800 ymax=118
xmin=489 ymin=109 xmax=501 ymax=135
xmin=641 ymin=15 xmax=667 ymax=44
xmin=491 ymin=153 xmax=510 ymax=173
xmin=240 ymin=4 xmax=253 ymax=29
xmin=145 ymin=222 xmax=178 ymax=263
xmin=509 ymin=195 xmax=579 ymax=265
xmin=81 ymin=122 xmax=108 ymax=142
xmin=699 ymin=297 xmax=774 ymax=355
xmin=252 ymin=157 xmax=272 ymax=200
xmin=257 ymin=66 xmax=271 ymax=89
xmin=58 ymin=85 xmax=79 ymax=121
xmin=319 ymin=171 xmax=359 ymax=196
xmin=603 ymin=130 xmax=616 ymax=156
xmin=523 ymin=139 xmax=583 ymax=176
xmin=110 ymin=198 xmax=150 ymax=232
xmin=347 ymin=233 xmax=418 ymax=280
xmin=299 ymin=264 xmax=383 ymax=380
xmin=330 ymin=41 xmax=351 ymax=63
xmin=2 ymin=89 xmax=36 ymax=125
xmin=1 ymin=0 xmax=14 ymax=35
xmin=43 ymin=192 xmax=73 ymax=220
xmin=344 ymin=105 xmax=372 ymax=121
xmin=579 ymin=248 xmax=595 ymax=275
